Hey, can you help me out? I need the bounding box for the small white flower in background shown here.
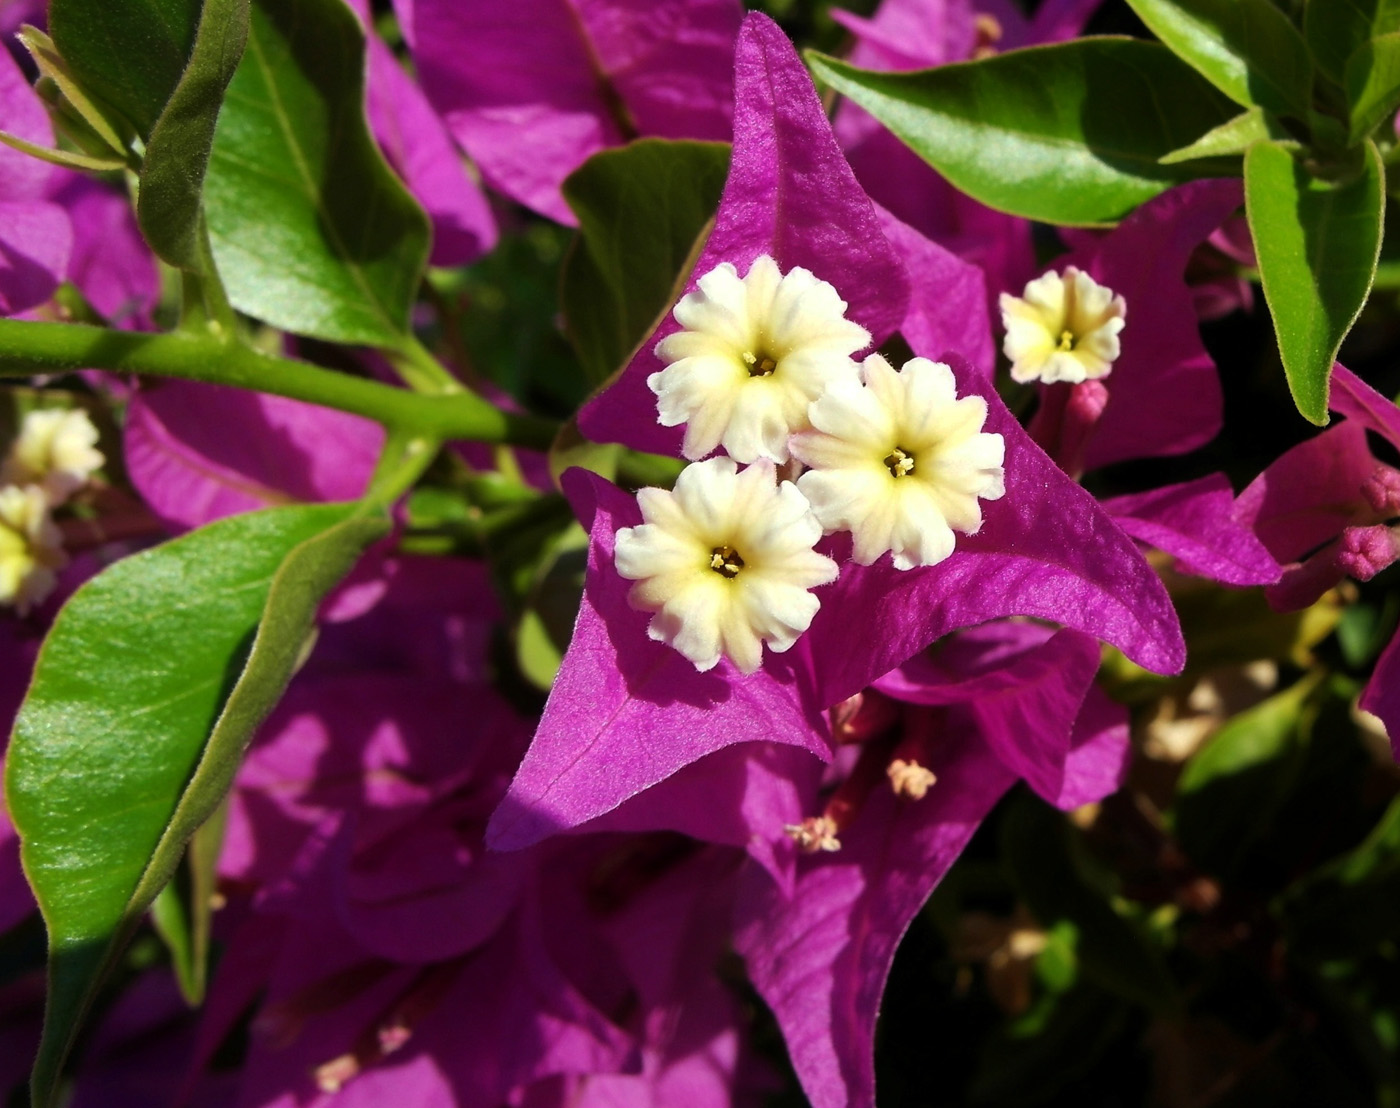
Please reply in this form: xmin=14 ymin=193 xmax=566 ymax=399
xmin=0 ymin=484 xmax=66 ymax=615
xmin=650 ymin=255 xmax=871 ymax=464
xmin=614 ymin=456 xmax=839 ymax=674
xmin=999 ymin=266 xmax=1126 ymax=385
xmin=3 ymin=408 xmax=104 ymax=505
xmin=790 ymin=354 xmax=1005 ymax=570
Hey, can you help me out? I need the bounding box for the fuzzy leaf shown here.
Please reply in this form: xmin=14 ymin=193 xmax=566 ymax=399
xmin=1305 ymin=0 xmax=1400 ymax=83
xmin=1245 ymin=140 xmax=1385 ymax=423
xmin=1158 ymin=106 xmax=1283 ymax=163
xmin=1345 ymin=32 xmax=1400 ymax=143
xmin=5 ymin=503 xmax=386 ymax=1106
xmin=48 ymin=0 xmax=198 ymax=137
xmin=1125 ymin=0 xmax=1313 ymax=116
xmin=561 ymin=139 xmax=730 ymax=386
xmin=204 ymin=0 xmax=430 ymax=344
xmin=806 ymin=39 xmax=1238 ymax=226
xmin=137 ymin=0 xmax=249 ymax=267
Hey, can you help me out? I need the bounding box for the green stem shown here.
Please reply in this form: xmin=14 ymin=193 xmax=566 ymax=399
xmin=0 ymin=318 xmax=560 ymax=451
xmin=364 ymin=428 xmax=439 ymax=508
xmin=383 ymin=333 xmax=465 ymax=395
xmin=184 ymin=216 xmax=238 ymax=339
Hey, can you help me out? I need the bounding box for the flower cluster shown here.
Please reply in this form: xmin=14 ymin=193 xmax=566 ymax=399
xmin=620 ymin=254 xmax=1006 ymax=672
xmin=0 ymin=408 xmax=102 ymax=614
xmin=3 ymin=1 xmax=1396 ymax=1108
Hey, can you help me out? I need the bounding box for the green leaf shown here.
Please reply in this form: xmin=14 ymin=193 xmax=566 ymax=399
xmin=515 ymin=521 xmax=588 ymax=691
xmin=1158 ymin=105 xmax=1287 ymax=163
xmin=561 ymin=139 xmax=730 ymax=386
xmin=1172 ymin=675 xmax=1319 ymax=877
xmin=971 ymin=985 xmax=1128 ymax=1104
xmin=137 ymin=0 xmax=250 ymax=268
xmin=1125 ymin=0 xmax=1313 ymax=116
xmin=1345 ymin=32 xmax=1400 ymax=142
xmin=806 ymin=40 xmax=1239 ymax=226
xmin=5 ymin=503 xmax=387 ymax=1106
xmin=204 ymin=0 xmax=430 ymax=345
xmin=1283 ymin=793 xmax=1400 ymax=960
xmin=17 ymin=26 xmax=131 ymax=157
xmin=1306 ymin=0 xmax=1400 ymax=84
xmin=1245 ymin=140 xmax=1385 ymax=424
xmin=48 ymin=0 xmax=199 ymax=137
xmin=1003 ymin=796 xmax=1178 ymax=1015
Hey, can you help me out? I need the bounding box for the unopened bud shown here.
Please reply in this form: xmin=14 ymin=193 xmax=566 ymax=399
xmin=1337 ymin=524 xmax=1400 ymax=582
xmin=1362 ymin=465 xmax=1400 ymax=518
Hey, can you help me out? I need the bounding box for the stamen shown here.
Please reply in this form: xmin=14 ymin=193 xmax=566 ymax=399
xmin=314 ymin=1054 xmax=359 ymax=1094
xmin=887 ymin=758 xmax=936 ymax=800
xmin=784 ymin=815 xmax=841 ymax=853
xmin=883 ymin=446 xmax=915 ymax=478
xmin=1057 ymin=329 xmax=1076 ymax=352
xmin=742 ymin=350 xmax=777 ymax=377
xmin=972 ymin=14 xmax=1002 ymax=58
xmin=974 ymin=13 xmax=1002 ymax=43
xmin=709 ymin=544 xmax=745 ymax=578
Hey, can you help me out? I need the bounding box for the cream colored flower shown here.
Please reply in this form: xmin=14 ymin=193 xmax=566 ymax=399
xmin=3 ymin=408 xmax=104 ymax=504
xmin=791 ymin=355 xmax=1005 ymax=570
xmin=0 ymin=485 xmax=66 ymax=615
xmin=614 ymin=456 xmax=838 ymax=674
xmin=999 ymin=266 xmax=1126 ymax=384
xmin=650 ymin=255 xmax=871 ymax=464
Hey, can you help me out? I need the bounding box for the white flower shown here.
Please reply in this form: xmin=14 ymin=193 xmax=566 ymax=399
xmin=0 ymin=484 xmax=66 ymax=615
xmin=999 ymin=266 xmax=1126 ymax=384
xmin=3 ymin=408 xmax=104 ymax=504
xmin=791 ymin=354 xmax=1005 ymax=570
xmin=614 ymin=456 xmax=839 ymax=674
xmin=649 ymin=255 xmax=871 ymax=464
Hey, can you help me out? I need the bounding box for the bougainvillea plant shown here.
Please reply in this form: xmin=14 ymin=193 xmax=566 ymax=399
xmin=0 ymin=0 xmax=1399 ymax=1105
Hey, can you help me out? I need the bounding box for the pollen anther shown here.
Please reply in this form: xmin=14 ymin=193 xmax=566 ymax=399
xmin=710 ymin=545 xmax=745 ymax=577
xmin=884 ymin=447 xmax=915 ymax=478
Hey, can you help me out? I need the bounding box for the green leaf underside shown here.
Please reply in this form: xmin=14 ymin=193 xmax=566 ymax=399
xmin=807 ymin=40 xmax=1238 ymax=226
xmin=48 ymin=0 xmax=199 ymax=138
xmin=1125 ymin=0 xmax=1313 ymax=117
xmin=1158 ymin=105 xmax=1280 ymax=163
xmin=138 ymin=0 xmax=251 ymax=267
xmin=561 ymin=139 xmax=730 ymax=386
xmin=1245 ymin=140 xmax=1385 ymax=424
xmin=6 ymin=503 xmax=387 ymax=1105
xmin=1306 ymin=0 xmax=1400 ymax=84
xmin=1345 ymin=32 xmax=1400 ymax=143
xmin=204 ymin=0 xmax=430 ymax=345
